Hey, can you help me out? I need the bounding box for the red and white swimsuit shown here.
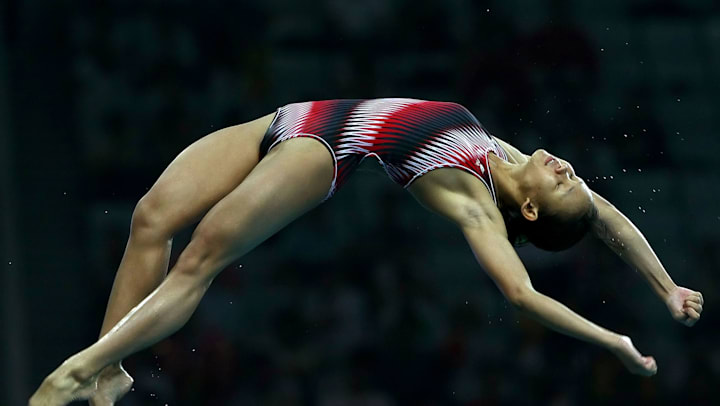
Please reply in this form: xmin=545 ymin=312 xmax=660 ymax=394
xmin=259 ymin=98 xmax=509 ymax=203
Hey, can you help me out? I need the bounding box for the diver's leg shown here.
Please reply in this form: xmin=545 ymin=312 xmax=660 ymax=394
xmin=98 ymin=113 xmax=275 ymax=338
xmin=93 ymin=112 xmax=275 ymax=405
xmin=30 ymin=136 xmax=335 ymax=406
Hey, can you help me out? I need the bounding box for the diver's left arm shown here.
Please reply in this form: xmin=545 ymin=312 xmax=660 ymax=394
xmin=590 ymin=191 xmax=704 ymax=326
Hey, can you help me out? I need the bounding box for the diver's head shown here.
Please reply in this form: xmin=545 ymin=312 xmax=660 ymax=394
xmin=504 ymin=149 xmax=597 ymax=251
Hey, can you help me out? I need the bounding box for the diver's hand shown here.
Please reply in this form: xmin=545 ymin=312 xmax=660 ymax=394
xmin=609 ymin=335 xmax=657 ymax=376
xmin=666 ymin=286 xmax=703 ymax=327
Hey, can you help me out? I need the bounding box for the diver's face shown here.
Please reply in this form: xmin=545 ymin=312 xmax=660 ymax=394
xmin=523 ymin=149 xmax=593 ymax=217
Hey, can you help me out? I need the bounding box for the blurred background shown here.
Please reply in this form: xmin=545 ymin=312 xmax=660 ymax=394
xmin=2 ymin=0 xmax=719 ymax=404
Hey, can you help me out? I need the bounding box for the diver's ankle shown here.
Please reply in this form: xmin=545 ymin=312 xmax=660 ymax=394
xmin=62 ymin=353 xmax=105 ymax=383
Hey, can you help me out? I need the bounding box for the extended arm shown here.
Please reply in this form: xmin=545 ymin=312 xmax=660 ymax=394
xmin=486 ymin=135 xmax=702 ymax=326
xmin=590 ymin=191 xmax=703 ymax=326
xmin=407 ymin=160 xmax=658 ymax=374
xmin=462 ymin=222 xmax=620 ymax=348
xmin=459 ymin=209 xmax=657 ymax=375
xmin=590 ymin=192 xmax=677 ymax=300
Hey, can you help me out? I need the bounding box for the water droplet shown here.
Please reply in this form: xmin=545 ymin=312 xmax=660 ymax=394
xmin=677 ymin=98 xmax=681 ymax=102
xmin=636 ymin=105 xmax=640 ymax=109
xmin=638 ymin=169 xmax=642 ymax=172
xmin=63 ymin=192 xmax=67 ymax=195
xmin=8 ymin=261 xmax=11 ymax=265
xmin=623 ymin=134 xmax=628 ymax=138
xmin=602 ymin=300 xmax=606 ymax=304
xmin=600 ymin=48 xmax=605 ymax=52
xmin=486 ymin=8 xmax=490 ymax=12
xmin=629 ymin=190 xmax=633 ymax=193
xmin=499 ymin=317 xmax=503 ymax=322
xmin=465 ymin=300 xmax=468 ymax=305
xmin=625 ymin=42 xmax=629 ymax=45
xmin=104 ymin=210 xmax=108 ymax=214
xmin=640 ymin=60 xmax=644 ymax=64
xmin=192 ymin=348 xmax=196 ymax=352
xmin=609 ymin=175 xmax=614 ymax=179
xmin=603 ymin=176 xmax=607 ymax=180
xmin=229 ymin=301 xmax=233 ymax=305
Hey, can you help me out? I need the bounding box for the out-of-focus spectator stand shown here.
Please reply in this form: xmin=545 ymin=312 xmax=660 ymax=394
xmin=2 ymin=0 xmax=720 ymax=404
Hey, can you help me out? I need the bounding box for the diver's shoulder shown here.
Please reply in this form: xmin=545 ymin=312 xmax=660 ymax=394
xmin=406 ymin=168 xmax=502 ymax=228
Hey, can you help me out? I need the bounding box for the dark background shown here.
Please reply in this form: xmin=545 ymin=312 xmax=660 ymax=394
xmin=2 ymin=0 xmax=719 ymax=405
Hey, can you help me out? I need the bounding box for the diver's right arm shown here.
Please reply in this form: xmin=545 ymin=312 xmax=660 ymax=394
xmin=406 ymin=167 xmax=658 ymax=375
xmin=457 ymin=203 xmax=658 ymax=376
xmin=461 ymin=221 xmax=613 ymax=344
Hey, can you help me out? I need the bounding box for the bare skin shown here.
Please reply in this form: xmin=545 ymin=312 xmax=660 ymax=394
xmin=407 ymin=138 xmax=703 ymax=377
xmin=30 ymin=114 xmax=335 ymax=405
xmin=30 ymin=115 xmax=703 ymax=405
xmin=88 ymin=112 xmax=278 ymax=405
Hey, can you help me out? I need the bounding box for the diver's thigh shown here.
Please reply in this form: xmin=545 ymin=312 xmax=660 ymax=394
xmin=186 ymin=136 xmax=335 ymax=271
xmin=136 ymin=112 xmax=276 ymax=234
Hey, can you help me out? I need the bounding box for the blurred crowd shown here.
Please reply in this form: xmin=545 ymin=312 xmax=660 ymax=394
xmin=6 ymin=0 xmax=720 ymax=404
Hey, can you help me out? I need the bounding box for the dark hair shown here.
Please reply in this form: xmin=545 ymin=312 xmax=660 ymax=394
xmin=502 ymin=203 xmax=599 ymax=251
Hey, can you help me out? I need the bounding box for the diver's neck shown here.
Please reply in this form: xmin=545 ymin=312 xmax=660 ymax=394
xmin=487 ymin=152 xmax=524 ymax=211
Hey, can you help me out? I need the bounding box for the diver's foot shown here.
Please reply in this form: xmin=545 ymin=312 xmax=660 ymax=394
xmin=29 ymin=359 xmax=98 ymax=406
xmin=89 ymin=363 xmax=134 ymax=406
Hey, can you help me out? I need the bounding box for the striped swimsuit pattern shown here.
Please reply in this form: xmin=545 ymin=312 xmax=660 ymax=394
xmin=258 ymin=98 xmax=509 ymax=203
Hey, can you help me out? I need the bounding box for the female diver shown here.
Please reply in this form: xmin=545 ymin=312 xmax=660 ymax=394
xmin=30 ymin=98 xmax=704 ymax=405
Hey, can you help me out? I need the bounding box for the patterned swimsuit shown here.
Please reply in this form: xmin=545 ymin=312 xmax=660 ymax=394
xmin=259 ymin=98 xmax=509 ymax=203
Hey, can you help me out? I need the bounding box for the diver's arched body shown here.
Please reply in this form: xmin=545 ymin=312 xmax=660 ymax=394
xmin=30 ymin=99 xmax=703 ymax=406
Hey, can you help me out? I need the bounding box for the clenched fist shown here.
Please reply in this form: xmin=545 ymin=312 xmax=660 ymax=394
xmin=610 ymin=335 xmax=657 ymax=376
xmin=666 ymin=286 xmax=703 ymax=327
